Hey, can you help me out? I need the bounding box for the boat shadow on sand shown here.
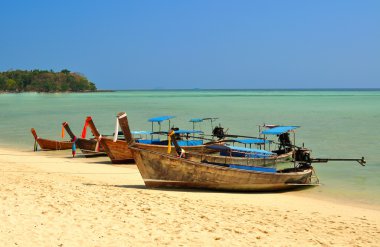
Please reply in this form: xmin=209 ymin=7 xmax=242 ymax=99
xmin=83 ymin=183 xmax=318 ymax=194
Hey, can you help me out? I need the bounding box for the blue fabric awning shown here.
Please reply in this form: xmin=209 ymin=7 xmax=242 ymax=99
xmin=206 ymin=145 xmax=274 ymax=155
xmin=148 ymin=116 xmax=175 ymax=123
xmin=158 ymin=130 xmax=203 ymax=134
xmin=229 ymin=165 xmax=276 ymax=173
xmin=132 ymin=131 xmax=153 ymax=135
xmin=189 ymin=118 xmax=203 ymax=123
xmin=233 ymin=138 xmax=270 ymax=144
xmin=261 ymin=126 xmax=299 ymax=135
xmin=189 ymin=117 xmax=218 ymax=122
xmin=177 ymin=140 xmax=203 ymax=146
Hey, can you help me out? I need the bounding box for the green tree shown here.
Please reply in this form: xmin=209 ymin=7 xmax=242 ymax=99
xmin=0 ymin=69 xmax=97 ymax=92
xmin=0 ymin=75 xmax=6 ymax=90
xmin=6 ymin=79 xmax=17 ymax=91
xmin=61 ymin=69 xmax=70 ymax=74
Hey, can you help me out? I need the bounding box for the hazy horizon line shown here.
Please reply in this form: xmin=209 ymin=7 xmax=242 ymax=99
xmin=98 ymin=88 xmax=380 ymax=91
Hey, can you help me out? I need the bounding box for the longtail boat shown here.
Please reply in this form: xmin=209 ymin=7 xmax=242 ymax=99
xmin=86 ymin=116 xmax=134 ymax=164
xmin=31 ymin=128 xmax=72 ymax=151
xmin=61 ymin=121 xmax=106 ymax=157
xmin=118 ymin=112 xmax=317 ymax=191
xmin=132 ymin=127 xmax=293 ymax=168
xmin=188 ymin=118 xmax=295 ymax=164
xmin=118 ymin=114 xmax=219 ymax=154
xmin=86 ymin=115 xmax=219 ymax=164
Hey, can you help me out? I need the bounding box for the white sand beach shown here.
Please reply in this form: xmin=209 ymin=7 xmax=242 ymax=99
xmin=1 ymin=147 xmax=379 ymax=246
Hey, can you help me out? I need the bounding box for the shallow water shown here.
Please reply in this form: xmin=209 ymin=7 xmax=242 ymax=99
xmin=0 ymin=90 xmax=379 ymax=207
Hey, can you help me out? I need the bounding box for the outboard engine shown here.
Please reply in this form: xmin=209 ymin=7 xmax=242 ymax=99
xmin=212 ymin=126 xmax=225 ymax=140
xmin=294 ymin=148 xmax=311 ymax=163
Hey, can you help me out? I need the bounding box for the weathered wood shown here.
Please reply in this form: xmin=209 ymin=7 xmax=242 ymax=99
xmin=119 ymin=112 xmax=317 ymax=191
xmin=131 ymin=146 xmax=314 ymax=191
xmin=83 ymin=113 xmax=217 ymax=164
xmin=61 ymin=122 xmax=106 ymax=157
xmin=118 ymin=112 xmax=292 ymax=167
xmin=86 ymin=117 xmax=134 ymax=164
xmin=30 ymin=128 xmax=72 ymax=150
xmin=117 ymin=112 xmax=218 ymax=155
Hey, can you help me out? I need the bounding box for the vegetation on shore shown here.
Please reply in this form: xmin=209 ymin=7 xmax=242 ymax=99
xmin=0 ymin=69 xmax=97 ymax=92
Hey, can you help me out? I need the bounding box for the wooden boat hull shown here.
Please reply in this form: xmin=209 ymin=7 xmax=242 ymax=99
xmin=185 ymin=150 xmax=293 ymax=167
xmin=84 ymin=118 xmax=134 ymax=163
xmin=62 ymin=121 xmax=106 ymax=157
xmin=131 ymin=146 xmax=314 ymax=191
xmin=31 ymin=128 xmax=72 ymax=150
xmin=99 ymin=138 xmax=134 ymax=164
xmin=98 ymin=138 xmax=214 ymax=164
xmin=87 ymin=115 xmax=217 ymax=164
xmin=74 ymin=138 xmax=106 ymax=157
xmin=36 ymin=139 xmax=72 ymax=150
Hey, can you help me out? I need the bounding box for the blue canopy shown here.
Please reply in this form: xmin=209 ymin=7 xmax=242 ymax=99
xmin=132 ymin=131 xmax=153 ymax=135
xmin=148 ymin=116 xmax=175 ymax=123
xmin=233 ymin=138 xmax=270 ymax=144
xmin=206 ymin=145 xmax=274 ymax=155
xmin=229 ymin=165 xmax=276 ymax=173
xmin=189 ymin=117 xmax=218 ymax=122
xmin=189 ymin=118 xmax=203 ymax=123
xmin=261 ymin=126 xmax=299 ymax=135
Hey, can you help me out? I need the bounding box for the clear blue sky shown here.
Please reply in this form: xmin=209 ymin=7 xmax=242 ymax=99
xmin=1 ymin=0 xmax=379 ymax=89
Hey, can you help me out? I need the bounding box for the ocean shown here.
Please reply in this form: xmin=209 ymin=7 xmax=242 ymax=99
xmin=0 ymin=90 xmax=379 ymax=207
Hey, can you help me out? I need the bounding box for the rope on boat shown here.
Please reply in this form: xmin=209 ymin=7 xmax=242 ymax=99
xmin=113 ymin=113 xmax=126 ymax=142
xmin=95 ymin=135 xmax=102 ymax=151
xmin=179 ymin=148 xmax=186 ymax=158
xmin=167 ymin=130 xmax=187 ymax=157
xmin=311 ymin=166 xmax=320 ymax=184
xmin=33 ymin=139 xmax=38 ymax=152
xmin=72 ymin=136 xmax=78 ymax=157
xmin=167 ymin=131 xmax=173 ymax=154
xmin=113 ymin=116 xmax=119 ymax=142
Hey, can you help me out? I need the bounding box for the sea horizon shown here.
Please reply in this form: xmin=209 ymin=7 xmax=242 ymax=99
xmin=2 ymin=88 xmax=380 ymax=95
xmin=106 ymin=88 xmax=380 ymax=91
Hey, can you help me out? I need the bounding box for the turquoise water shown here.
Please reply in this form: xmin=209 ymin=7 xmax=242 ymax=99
xmin=0 ymin=90 xmax=379 ymax=207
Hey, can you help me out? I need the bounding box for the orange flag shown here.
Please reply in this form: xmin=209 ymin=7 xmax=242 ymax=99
xmin=81 ymin=117 xmax=91 ymax=138
xmin=61 ymin=125 xmax=65 ymax=139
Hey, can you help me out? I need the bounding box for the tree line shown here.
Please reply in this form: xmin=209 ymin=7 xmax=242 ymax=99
xmin=0 ymin=69 xmax=97 ymax=92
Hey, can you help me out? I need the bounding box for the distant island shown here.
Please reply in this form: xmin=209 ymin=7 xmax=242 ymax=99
xmin=0 ymin=69 xmax=97 ymax=93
